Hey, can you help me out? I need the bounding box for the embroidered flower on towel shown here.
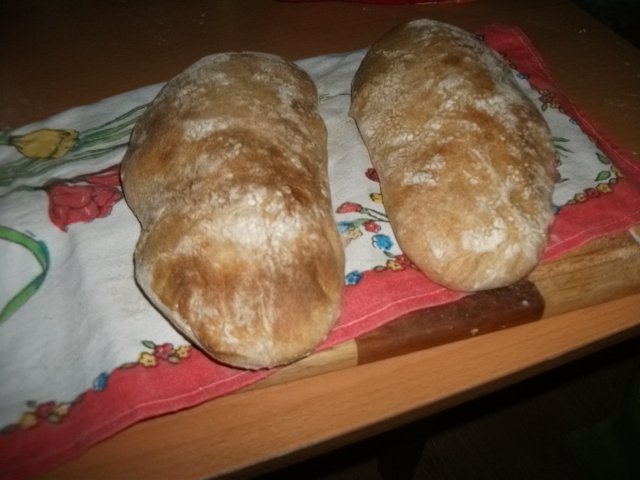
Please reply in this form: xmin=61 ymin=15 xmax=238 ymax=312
xmin=372 ymin=234 xmax=394 ymax=251
xmin=44 ymin=164 xmax=123 ymax=231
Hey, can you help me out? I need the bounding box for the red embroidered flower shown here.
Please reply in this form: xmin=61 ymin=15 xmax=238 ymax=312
xmin=34 ymin=401 xmax=56 ymax=420
xmin=365 ymin=167 xmax=379 ymax=182
xmin=153 ymin=343 xmax=175 ymax=360
xmin=584 ymin=187 xmax=601 ymax=199
xmin=538 ymin=89 xmax=563 ymax=112
xmin=363 ymin=220 xmax=381 ymax=233
xmin=45 ymin=164 xmax=123 ymax=231
xmin=395 ymin=254 xmax=417 ymax=269
xmin=336 ymin=201 xmax=363 ymax=213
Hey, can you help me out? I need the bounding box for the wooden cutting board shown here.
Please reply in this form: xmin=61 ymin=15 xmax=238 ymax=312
xmin=251 ymin=226 xmax=640 ymax=389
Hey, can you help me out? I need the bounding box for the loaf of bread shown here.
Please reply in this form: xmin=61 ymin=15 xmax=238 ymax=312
xmin=121 ymin=52 xmax=344 ymax=369
xmin=350 ymin=19 xmax=556 ymax=291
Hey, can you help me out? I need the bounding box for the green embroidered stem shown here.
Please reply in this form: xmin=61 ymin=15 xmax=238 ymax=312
xmin=0 ymin=103 xmax=147 ymax=191
xmin=361 ymin=207 xmax=389 ymax=222
xmin=77 ymin=103 xmax=148 ymax=147
xmin=0 ymin=185 xmax=39 ymax=199
xmin=0 ymin=226 xmax=50 ymax=324
xmin=80 ymin=103 xmax=148 ymax=138
xmin=0 ymin=144 xmax=128 ymax=188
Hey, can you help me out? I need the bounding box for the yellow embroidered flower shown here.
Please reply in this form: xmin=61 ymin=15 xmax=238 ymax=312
xmin=611 ymin=165 xmax=623 ymax=179
xmin=596 ymin=183 xmax=611 ymax=193
xmin=175 ymin=345 xmax=191 ymax=359
xmin=370 ymin=192 xmax=383 ymax=204
xmin=386 ymin=259 xmax=403 ymax=271
xmin=53 ymin=402 xmax=71 ymax=418
xmin=139 ymin=351 xmax=157 ymax=367
xmin=9 ymin=128 xmax=79 ymax=159
xmin=19 ymin=412 xmax=38 ymax=429
xmin=346 ymin=227 xmax=362 ymax=242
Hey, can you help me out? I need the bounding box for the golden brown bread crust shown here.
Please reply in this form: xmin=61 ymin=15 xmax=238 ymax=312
xmin=350 ymin=19 xmax=556 ymax=291
xmin=121 ymin=52 xmax=344 ymax=369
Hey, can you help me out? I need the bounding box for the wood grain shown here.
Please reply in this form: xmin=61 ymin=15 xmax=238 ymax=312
xmin=532 ymin=231 xmax=640 ymax=317
xmin=357 ymin=280 xmax=545 ymax=364
xmin=43 ymin=292 xmax=640 ymax=480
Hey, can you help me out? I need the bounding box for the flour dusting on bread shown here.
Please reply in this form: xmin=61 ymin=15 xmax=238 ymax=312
xmin=121 ymin=52 xmax=344 ymax=369
xmin=351 ymin=19 xmax=556 ymax=291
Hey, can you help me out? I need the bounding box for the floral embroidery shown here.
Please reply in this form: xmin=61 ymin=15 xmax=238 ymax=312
xmin=365 ymin=167 xmax=379 ymax=182
xmin=137 ymin=340 xmax=192 ymax=368
xmin=93 ymin=372 xmax=109 ymax=392
xmin=568 ymin=180 xmax=619 ymax=204
xmin=2 ymin=398 xmax=78 ymax=434
xmin=1 ymin=341 xmax=192 ymax=433
xmin=345 ymin=270 xmax=364 ymax=285
xmin=0 ymin=108 xmax=144 ymax=321
xmin=44 ymin=164 xmax=123 ymax=231
xmin=0 ymin=104 xmax=147 ymax=195
xmin=336 ymin=201 xmax=362 ymax=214
xmin=373 ymin=253 xmax=419 ymax=273
xmin=538 ymin=89 xmax=564 ymax=113
xmin=505 ymin=64 xmax=620 ymax=207
xmin=370 ymin=192 xmax=383 ymax=204
xmin=335 ymin=166 xmax=414 ymax=285
xmin=118 ymin=341 xmax=194 ymax=369
xmin=566 ymin=154 xmax=621 ymax=204
xmin=0 ymin=129 xmax=79 ymax=159
xmin=336 ymin=202 xmax=389 ymax=248
xmin=372 ymin=233 xmax=394 ymax=251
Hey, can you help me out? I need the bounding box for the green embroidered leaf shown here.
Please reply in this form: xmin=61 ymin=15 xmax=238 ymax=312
xmin=595 ymin=170 xmax=611 ymax=182
xmin=554 ymin=144 xmax=573 ymax=153
xmin=552 ymin=137 xmax=573 ymax=156
xmin=0 ymin=226 xmax=50 ymax=324
xmin=142 ymin=340 xmax=156 ymax=349
xmin=596 ymin=152 xmax=611 ymax=164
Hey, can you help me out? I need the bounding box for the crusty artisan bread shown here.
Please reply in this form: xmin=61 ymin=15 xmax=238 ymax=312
xmin=121 ymin=52 xmax=344 ymax=369
xmin=350 ymin=19 xmax=556 ymax=291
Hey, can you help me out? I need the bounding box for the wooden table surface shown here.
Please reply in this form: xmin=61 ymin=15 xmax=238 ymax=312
xmin=2 ymin=0 xmax=639 ymax=478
